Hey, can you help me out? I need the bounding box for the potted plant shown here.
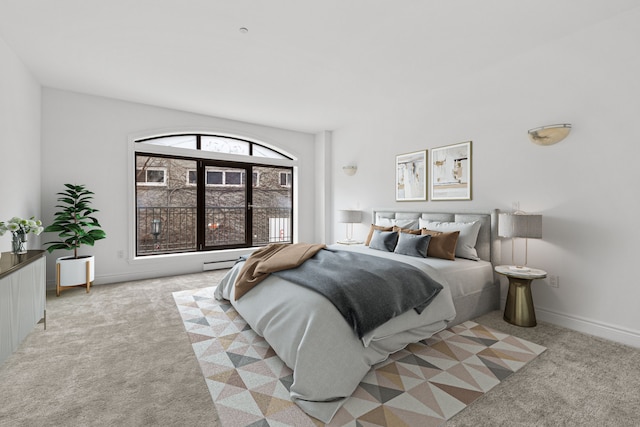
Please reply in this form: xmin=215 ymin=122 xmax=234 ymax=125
xmin=43 ymin=184 xmax=106 ymax=296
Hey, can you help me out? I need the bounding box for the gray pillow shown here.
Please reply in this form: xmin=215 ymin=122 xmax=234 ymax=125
xmin=394 ymin=232 xmax=431 ymax=258
xmin=369 ymin=230 xmax=399 ymax=252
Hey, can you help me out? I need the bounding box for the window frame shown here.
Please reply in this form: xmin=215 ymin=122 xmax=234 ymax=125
xmin=136 ymin=167 xmax=167 ymax=186
xmin=279 ymin=171 xmax=292 ymax=187
xmin=186 ymin=169 xmax=197 ymax=186
xmin=205 ymin=169 xmax=245 ymax=187
xmin=132 ymin=133 xmax=295 ymax=258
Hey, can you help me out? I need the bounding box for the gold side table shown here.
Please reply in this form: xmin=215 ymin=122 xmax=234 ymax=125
xmin=495 ymin=265 xmax=547 ymax=327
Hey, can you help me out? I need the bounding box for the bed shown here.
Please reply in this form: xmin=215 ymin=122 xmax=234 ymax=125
xmin=214 ymin=209 xmax=500 ymax=423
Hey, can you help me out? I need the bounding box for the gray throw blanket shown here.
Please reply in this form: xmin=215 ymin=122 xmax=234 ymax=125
xmin=272 ymin=248 xmax=443 ymax=338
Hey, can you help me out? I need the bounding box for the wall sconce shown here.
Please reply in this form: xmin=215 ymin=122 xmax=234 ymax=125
xmin=342 ymin=165 xmax=357 ymax=176
xmin=528 ymin=124 xmax=571 ymax=146
xmin=498 ymin=212 xmax=542 ymax=270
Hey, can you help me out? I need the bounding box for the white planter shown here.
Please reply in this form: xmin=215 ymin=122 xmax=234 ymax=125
xmin=56 ymin=256 xmax=95 ymax=295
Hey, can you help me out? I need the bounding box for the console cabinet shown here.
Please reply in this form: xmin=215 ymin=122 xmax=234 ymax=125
xmin=0 ymin=250 xmax=46 ymax=365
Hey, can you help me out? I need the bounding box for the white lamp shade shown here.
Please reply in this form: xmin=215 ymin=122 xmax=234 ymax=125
xmin=337 ymin=210 xmax=362 ymax=223
xmin=498 ymin=213 xmax=542 ymax=239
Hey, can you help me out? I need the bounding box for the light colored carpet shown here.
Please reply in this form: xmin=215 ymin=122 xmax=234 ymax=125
xmin=1 ymin=271 xmax=638 ymax=426
xmin=174 ymin=286 xmax=546 ymax=426
xmin=0 ymin=271 xmax=227 ymax=427
xmin=448 ymin=311 xmax=640 ymax=427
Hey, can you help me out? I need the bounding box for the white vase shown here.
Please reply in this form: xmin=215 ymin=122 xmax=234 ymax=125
xmin=56 ymin=256 xmax=95 ymax=295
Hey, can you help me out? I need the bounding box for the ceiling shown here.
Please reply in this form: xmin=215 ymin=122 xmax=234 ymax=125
xmin=1 ymin=1 xmax=637 ymax=133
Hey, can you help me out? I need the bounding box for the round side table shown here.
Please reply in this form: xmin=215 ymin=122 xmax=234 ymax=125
xmin=495 ymin=265 xmax=547 ymax=327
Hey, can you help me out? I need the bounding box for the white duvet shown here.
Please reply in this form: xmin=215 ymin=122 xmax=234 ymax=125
xmin=214 ymin=244 xmax=456 ymax=423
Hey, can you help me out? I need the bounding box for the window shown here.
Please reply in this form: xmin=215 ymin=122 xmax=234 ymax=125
xmin=206 ymin=170 xmax=244 ymax=186
xmin=201 ymin=136 xmax=250 ymax=155
xmin=188 ymin=169 xmax=251 ymax=186
xmin=279 ymin=172 xmax=292 ymax=187
xmin=207 ymin=170 xmax=223 ymax=185
xmin=136 ymin=167 xmax=167 ymax=186
xmin=187 ymin=170 xmax=197 ymax=185
xmin=134 ymin=134 xmax=293 ymax=256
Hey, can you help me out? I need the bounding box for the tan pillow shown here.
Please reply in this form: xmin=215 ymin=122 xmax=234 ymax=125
xmin=421 ymin=228 xmax=460 ymax=260
xmin=365 ymin=224 xmax=393 ymax=246
xmin=392 ymin=226 xmax=422 ymax=235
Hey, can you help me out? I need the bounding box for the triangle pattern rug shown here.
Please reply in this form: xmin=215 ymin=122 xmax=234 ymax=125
xmin=173 ymin=287 xmax=546 ymax=427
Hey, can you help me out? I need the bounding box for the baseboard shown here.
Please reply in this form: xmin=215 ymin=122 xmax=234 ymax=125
xmin=536 ymin=307 xmax=640 ymax=349
xmin=46 ymin=268 xmax=206 ymax=290
xmin=500 ymin=297 xmax=640 ymax=348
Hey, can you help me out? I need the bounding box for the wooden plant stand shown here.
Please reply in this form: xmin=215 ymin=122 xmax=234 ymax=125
xmin=56 ymin=259 xmax=92 ymax=297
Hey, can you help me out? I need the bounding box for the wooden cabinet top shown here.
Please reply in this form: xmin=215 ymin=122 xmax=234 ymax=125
xmin=0 ymin=250 xmax=46 ymax=280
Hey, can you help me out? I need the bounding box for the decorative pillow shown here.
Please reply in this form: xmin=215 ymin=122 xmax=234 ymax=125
xmin=392 ymin=226 xmax=422 ymax=235
xmin=419 ymin=219 xmax=481 ymax=260
xmin=369 ymin=230 xmax=399 ymax=252
xmin=365 ymin=224 xmax=393 ymax=246
xmin=394 ymin=232 xmax=431 ymax=258
xmin=421 ymin=229 xmax=460 ymax=261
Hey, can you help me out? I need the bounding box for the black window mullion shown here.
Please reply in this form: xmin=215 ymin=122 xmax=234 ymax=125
xmin=246 ymin=165 xmax=253 ymax=247
xmin=196 ymin=160 xmax=205 ymax=250
xmin=289 ymin=166 xmax=294 ymax=243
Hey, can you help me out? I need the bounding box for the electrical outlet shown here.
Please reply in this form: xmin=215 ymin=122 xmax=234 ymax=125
xmin=549 ymin=275 xmax=559 ymax=288
xmin=117 ymin=250 xmax=124 ymax=259
xmin=512 ymin=201 xmax=520 ymax=212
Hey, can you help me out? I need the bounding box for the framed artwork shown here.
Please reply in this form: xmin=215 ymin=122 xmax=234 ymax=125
xmin=395 ymin=150 xmax=427 ymax=201
xmin=430 ymin=141 xmax=472 ymax=201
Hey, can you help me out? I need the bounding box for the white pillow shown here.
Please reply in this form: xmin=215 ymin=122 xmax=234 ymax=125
xmin=376 ymin=217 xmax=419 ymax=230
xmin=419 ymin=219 xmax=482 ymax=260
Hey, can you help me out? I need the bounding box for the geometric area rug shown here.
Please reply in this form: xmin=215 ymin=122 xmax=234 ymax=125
xmin=173 ymin=287 xmax=546 ymax=427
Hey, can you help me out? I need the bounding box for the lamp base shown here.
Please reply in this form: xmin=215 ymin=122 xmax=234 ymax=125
xmin=509 ymin=265 xmax=531 ymax=272
xmin=337 ymin=240 xmax=363 ymax=245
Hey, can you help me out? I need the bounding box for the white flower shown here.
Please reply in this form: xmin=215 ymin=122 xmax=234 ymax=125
xmin=0 ymin=216 xmax=44 ymax=237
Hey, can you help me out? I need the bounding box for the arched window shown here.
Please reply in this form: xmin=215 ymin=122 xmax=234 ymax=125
xmin=134 ymin=134 xmax=294 ymax=256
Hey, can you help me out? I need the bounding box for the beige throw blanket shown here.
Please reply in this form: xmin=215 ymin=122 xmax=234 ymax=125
xmin=234 ymin=243 xmax=326 ymax=300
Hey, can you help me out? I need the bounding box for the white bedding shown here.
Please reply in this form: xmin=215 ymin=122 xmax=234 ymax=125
xmin=214 ymin=244 xmax=461 ymax=422
xmin=401 ymin=253 xmax=496 ymax=299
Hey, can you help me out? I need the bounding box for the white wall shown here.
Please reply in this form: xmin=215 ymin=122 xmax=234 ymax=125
xmin=41 ymin=88 xmax=317 ymax=286
xmin=332 ymin=11 xmax=640 ymax=347
xmin=0 ymin=37 xmax=41 ymax=250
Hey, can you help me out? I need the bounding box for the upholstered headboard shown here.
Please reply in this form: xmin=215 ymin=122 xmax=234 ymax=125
xmin=371 ymin=208 xmax=499 ymax=264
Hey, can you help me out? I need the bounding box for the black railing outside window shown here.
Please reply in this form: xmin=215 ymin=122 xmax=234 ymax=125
xmin=137 ymin=206 xmax=292 ymax=255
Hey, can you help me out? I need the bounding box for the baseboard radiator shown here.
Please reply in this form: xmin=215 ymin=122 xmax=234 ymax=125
xmin=203 ymin=260 xmax=237 ymax=271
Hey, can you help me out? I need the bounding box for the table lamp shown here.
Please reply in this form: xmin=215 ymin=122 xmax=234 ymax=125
xmin=337 ymin=210 xmax=362 ymax=243
xmin=498 ymin=212 xmax=542 ymax=271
